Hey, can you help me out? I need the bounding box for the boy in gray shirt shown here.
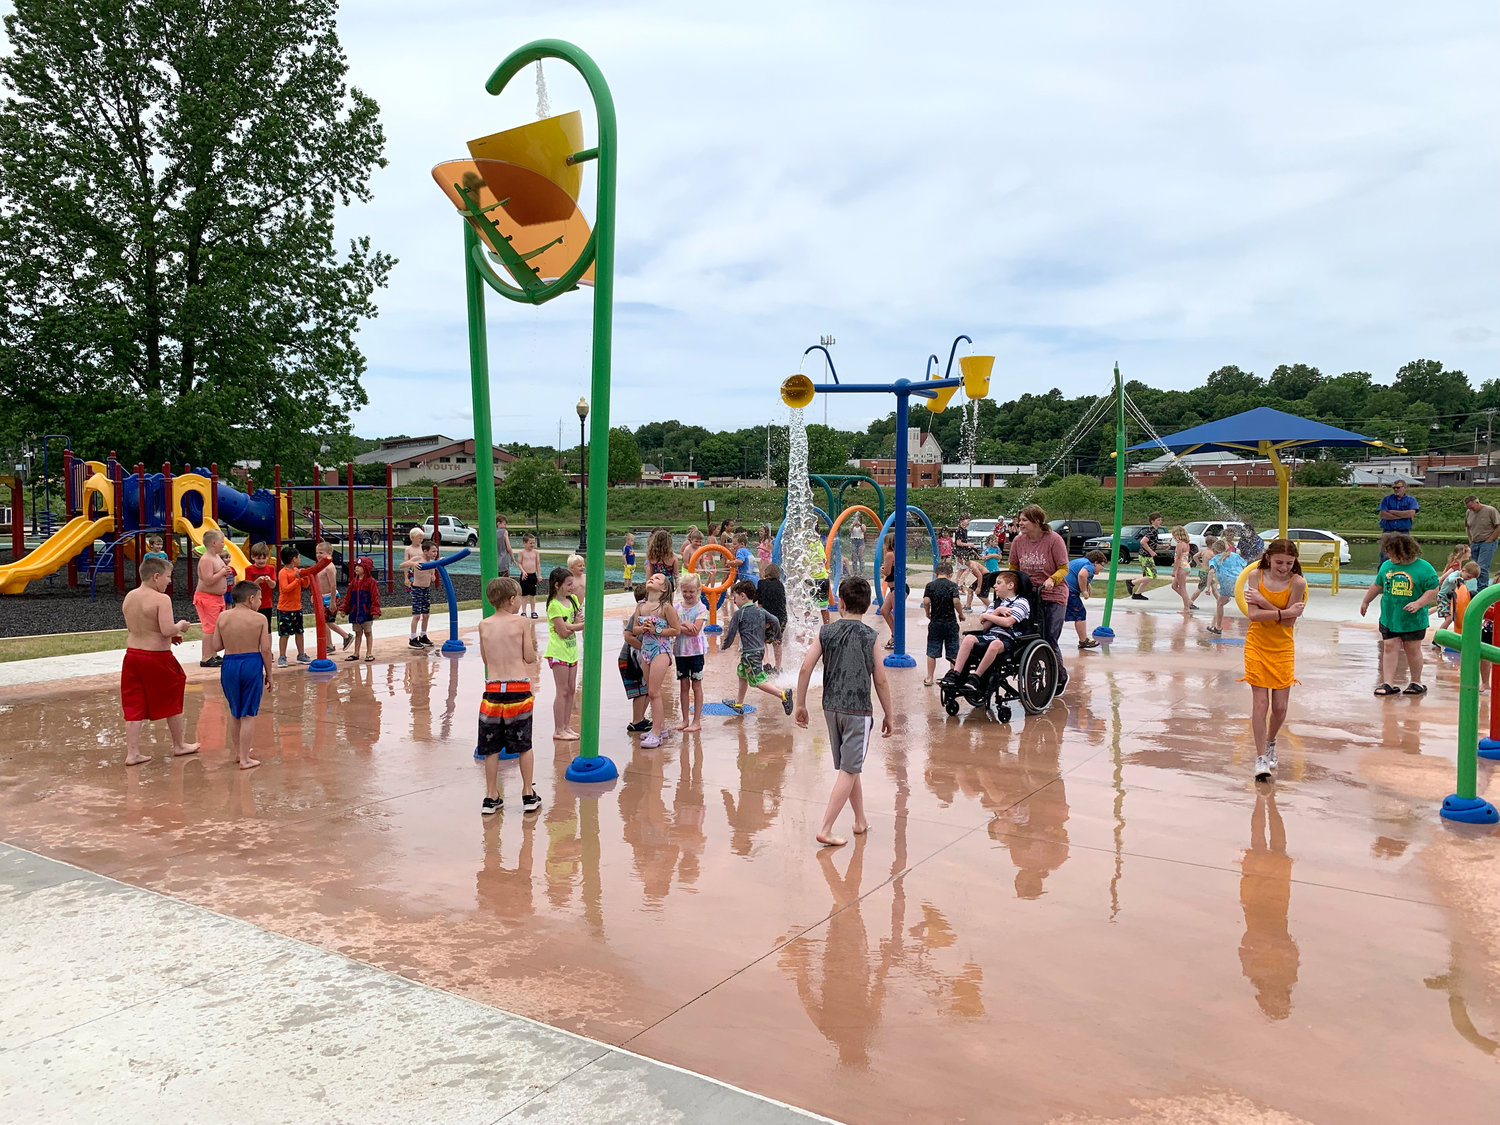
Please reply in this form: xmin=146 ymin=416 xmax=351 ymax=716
xmin=721 ymin=580 xmax=793 ymax=716
xmin=794 ymin=575 xmax=893 ymax=848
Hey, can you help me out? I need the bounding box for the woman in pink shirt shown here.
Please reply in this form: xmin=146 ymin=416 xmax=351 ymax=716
xmin=1007 ymin=504 xmax=1071 ymax=693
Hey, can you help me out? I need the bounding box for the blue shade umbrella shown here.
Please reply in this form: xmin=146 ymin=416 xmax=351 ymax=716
xmin=1126 ymin=406 xmax=1403 ymax=537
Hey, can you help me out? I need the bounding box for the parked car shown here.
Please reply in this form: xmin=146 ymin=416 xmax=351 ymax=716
xmin=413 ymin=514 xmax=479 ymax=547
xmin=1258 ymin=527 xmax=1351 ymax=565
xmin=1081 ymin=524 xmax=1175 ymax=564
xmin=1183 ymin=520 xmax=1241 ymax=550
xmin=1049 ymin=519 xmax=1104 ymax=554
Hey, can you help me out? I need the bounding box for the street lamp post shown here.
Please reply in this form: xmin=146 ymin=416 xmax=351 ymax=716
xmin=576 ymin=396 xmax=589 ymax=552
xmin=1230 ymin=472 xmax=1238 ymax=517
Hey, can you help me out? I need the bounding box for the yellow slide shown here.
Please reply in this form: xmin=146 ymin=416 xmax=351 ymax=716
xmin=0 ymin=515 xmax=114 ymax=594
xmin=176 ymin=515 xmax=251 ymax=578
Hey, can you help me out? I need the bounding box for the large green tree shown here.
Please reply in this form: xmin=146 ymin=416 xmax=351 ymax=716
xmin=0 ymin=0 xmax=392 ymax=474
xmin=498 ymin=457 xmax=572 ymax=530
xmin=608 ymin=426 xmax=642 ymax=485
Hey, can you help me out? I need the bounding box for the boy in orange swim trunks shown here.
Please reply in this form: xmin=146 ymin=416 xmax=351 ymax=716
xmin=195 ymin=529 xmax=236 ymax=667
xmin=121 ymin=556 xmax=198 ymax=766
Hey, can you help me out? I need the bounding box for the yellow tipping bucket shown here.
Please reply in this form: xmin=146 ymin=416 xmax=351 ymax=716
xmin=959 ymin=355 xmax=994 ymax=399
xmin=926 ymin=378 xmax=960 ymax=413
xmin=781 ymin=374 xmax=816 ymax=408
xmin=467 ymin=111 xmax=584 ymax=204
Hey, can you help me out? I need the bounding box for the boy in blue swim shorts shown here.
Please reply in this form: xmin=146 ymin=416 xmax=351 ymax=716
xmin=208 ymin=581 xmax=274 ymax=770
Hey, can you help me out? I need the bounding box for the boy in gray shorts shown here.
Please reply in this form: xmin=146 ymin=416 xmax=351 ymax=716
xmin=794 ymin=575 xmax=894 ymax=848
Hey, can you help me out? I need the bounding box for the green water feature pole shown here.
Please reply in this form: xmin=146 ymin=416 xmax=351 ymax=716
xmin=1434 ymin=584 xmax=1500 ymax=823
xmin=1094 ymin=363 xmax=1126 ymax=640
xmin=455 ymin=39 xmax=619 ymax=783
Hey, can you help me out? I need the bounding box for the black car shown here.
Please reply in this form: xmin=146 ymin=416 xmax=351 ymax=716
xmin=1048 ymin=519 xmax=1104 ymax=555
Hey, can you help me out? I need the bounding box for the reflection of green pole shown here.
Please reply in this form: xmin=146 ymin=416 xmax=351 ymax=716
xmin=1094 ymin=363 xmax=1126 ymax=639
xmin=464 ymin=222 xmax=499 ymax=618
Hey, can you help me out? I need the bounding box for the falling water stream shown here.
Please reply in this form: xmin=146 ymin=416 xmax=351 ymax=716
xmin=534 ymin=62 xmax=551 ymax=119
xmin=780 ymin=407 xmax=824 ymax=679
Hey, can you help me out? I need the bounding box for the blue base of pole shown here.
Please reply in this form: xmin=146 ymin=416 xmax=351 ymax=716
xmin=1440 ymin=795 xmax=1499 ymax=824
xmin=497 ymin=748 xmax=520 ymax=760
xmin=307 ymin=658 xmax=337 ymax=673
xmin=441 ymin=638 xmax=466 ymax=654
xmin=883 ymin=652 xmax=916 ymax=669
xmin=704 ymin=624 xmax=723 ymax=634
xmin=1478 ymin=738 xmax=1500 ymax=760
xmin=565 ymin=755 xmax=619 ymax=783
xmin=1092 ymin=625 xmax=1115 ymax=639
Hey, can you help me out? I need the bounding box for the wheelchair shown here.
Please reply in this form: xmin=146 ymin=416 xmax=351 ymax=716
xmin=936 ymin=572 xmax=1058 ymax=724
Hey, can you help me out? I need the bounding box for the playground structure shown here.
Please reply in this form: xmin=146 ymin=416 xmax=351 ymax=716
xmin=418 ymin=548 xmax=471 ymax=655
xmin=0 ymin=442 xmax=454 ymax=600
xmin=433 ymin=38 xmax=619 ymax=783
xmin=779 ymin=336 xmax=993 ymax=667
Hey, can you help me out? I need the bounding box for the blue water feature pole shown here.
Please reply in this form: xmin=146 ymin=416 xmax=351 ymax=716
xmin=419 ymin=547 xmax=471 ymax=654
xmin=781 ymin=337 xmax=987 ymax=670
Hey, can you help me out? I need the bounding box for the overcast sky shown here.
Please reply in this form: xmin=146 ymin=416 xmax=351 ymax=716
xmin=335 ymin=0 xmax=1499 ymax=446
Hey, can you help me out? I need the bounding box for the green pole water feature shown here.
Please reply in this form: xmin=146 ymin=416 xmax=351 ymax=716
xmin=1434 ymin=584 xmax=1500 ymax=823
xmin=453 ymin=39 xmax=619 ymax=782
xmin=1094 ymin=363 xmax=1126 ymax=639
xmin=464 ymin=221 xmax=499 ymax=614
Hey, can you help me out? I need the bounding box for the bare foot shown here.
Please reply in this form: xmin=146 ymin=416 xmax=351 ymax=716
xmin=124 ymin=754 xmax=152 ymax=767
xmin=554 ymin=730 xmax=580 ymax=742
xmin=683 ymin=723 xmax=701 ymax=733
xmin=173 ymin=743 xmax=200 ymax=757
xmin=673 ymin=721 xmax=689 ymax=732
xmin=238 ymin=758 xmax=261 ymax=770
xmin=853 ymin=821 xmax=869 ymax=835
xmin=816 ymin=833 xmax=847 ymax=848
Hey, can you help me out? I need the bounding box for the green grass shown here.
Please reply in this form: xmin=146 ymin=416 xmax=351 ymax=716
xmin=0 ymin=625 xmax=205 ymax=664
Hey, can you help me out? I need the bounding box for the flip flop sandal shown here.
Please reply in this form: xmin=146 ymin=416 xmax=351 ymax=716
xmin=1373 ymin=683 xmax=1401 ymax=696
xmin=1402 ymin=683 xmax=1428 ymax=695
xmin=922 ymin=679 xmax=934 ymax=686
xmin=364 ymin=655 xmax=375 ymax=662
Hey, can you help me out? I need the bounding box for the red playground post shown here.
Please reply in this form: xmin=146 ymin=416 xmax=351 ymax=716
xmin=303 ymin=555 xmax=337 ymax=673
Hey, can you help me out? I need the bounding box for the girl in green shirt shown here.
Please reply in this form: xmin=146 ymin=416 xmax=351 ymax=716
xmin=545 ymin=566 xmax=582 ymax=740
xmin=1360 ymin=532 xmax=1439 ymax=697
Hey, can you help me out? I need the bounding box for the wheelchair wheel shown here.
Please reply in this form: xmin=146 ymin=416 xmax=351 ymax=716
xmin=945 ymin=698 xmax=960 ymax=716
xmin=1017 ymin=641 xmax=1058 ymax=714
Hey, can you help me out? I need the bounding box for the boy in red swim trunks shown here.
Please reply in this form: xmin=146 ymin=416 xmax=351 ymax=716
xmin=121 ymin=556 xmax=198 ymax=766
xmin=195 ymin=529 xmax=235 ymax=667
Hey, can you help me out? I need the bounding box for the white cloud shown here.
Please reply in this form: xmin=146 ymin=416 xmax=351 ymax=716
xmin=334 ymin=0 xmax=1500 ymax=443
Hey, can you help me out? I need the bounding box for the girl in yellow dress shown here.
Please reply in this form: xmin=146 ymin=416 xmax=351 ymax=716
xmin=1242 ymin=539 xmax=1307 ymax=782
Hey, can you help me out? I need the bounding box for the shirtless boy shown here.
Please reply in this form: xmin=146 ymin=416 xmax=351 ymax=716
xmin=517 ymin=534 xmax=541 ymax=618
xmin=476 ymin=576 xmax=542 ymax=815
xmin=402 ymin=527 xmax=435 ymax=648
xmin=195 ymin=529 xmax=235 ymax=667
xmin=314 ymin=540 xmax=353 ymax=651
xmin=209 ymin=581 xmax=273 ymax=770
xmin=121 ymin=556 xmax=198 ymax=766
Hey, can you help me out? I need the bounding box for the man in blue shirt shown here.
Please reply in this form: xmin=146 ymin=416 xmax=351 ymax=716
xmin=1377 ymin=478 xmax=1418 ymax=561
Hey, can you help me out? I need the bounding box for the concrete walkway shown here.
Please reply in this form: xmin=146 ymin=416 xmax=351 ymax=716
xmin=0 ymin=842 xmax=838 ymax=1125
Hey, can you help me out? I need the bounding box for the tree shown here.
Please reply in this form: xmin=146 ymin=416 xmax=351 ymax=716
xmin=1156 ymin=464 xmax=1193 ymax=487
xmin=1293 ymin=459 xmax=1351 ymax=486
xmin=1266 ymin=363 xmax=1323 ymax=402
xmin=1044 ymin=474 xmax=1105 ymax=517
xmin=608 ymin=426 xmax=642 ymax=484
xmin=0 ymin=0 xmax=392 ymax=473
xmin=499 ymin=457 xmax=571 ymax=530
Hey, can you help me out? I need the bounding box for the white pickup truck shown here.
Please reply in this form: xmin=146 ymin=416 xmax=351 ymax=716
xmin=414 ymin=515 xmax=479 ymax=547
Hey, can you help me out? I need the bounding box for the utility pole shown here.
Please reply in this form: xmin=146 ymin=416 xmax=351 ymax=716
xmin=1486 ymin=408 xmax=1496 ymax=484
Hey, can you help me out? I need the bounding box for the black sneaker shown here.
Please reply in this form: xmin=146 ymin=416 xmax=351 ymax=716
xmin=781 ymin=688 xmax=794 ymax=715
xmin=408 ymin=637 xmax=424 ymax=649
xmin=481 ymin=796 xmax=500 ymax=815
xmin=199 ymin=656 xmax=223 ymax=668
xmin=522 ymin=791 xmax=543 ymax=814
xmin=626 ymin=719 xmax=652 ymax=733
xmin=1130 ymin=593 xmax=1149 ymax=601
xmin=418 ymin=635 xmax=434 ymax=647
